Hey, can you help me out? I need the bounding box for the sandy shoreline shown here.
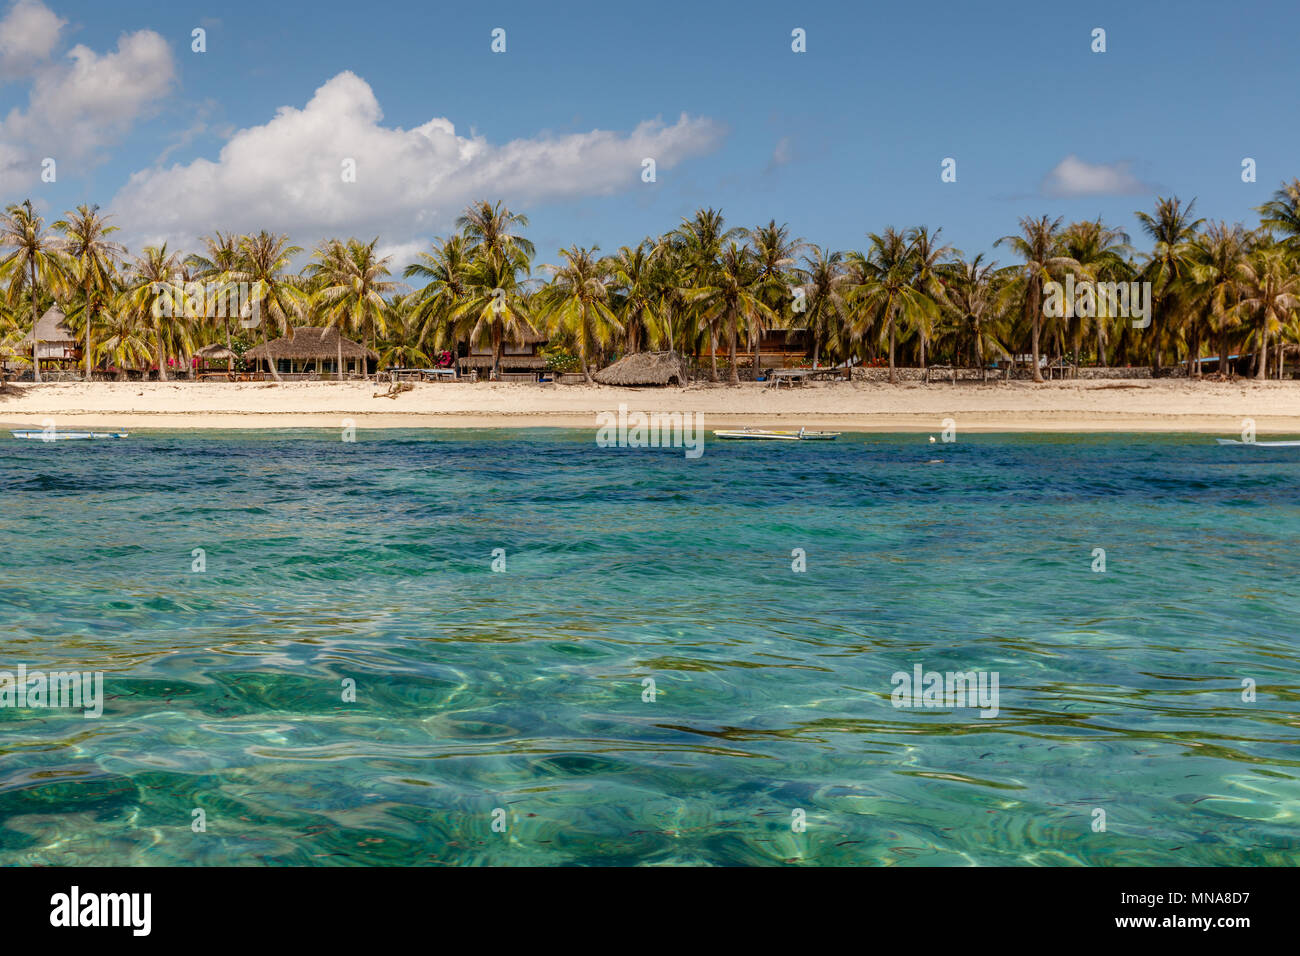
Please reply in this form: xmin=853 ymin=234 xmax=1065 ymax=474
xmin=2 ymin=379 xmax=1299 ymax=433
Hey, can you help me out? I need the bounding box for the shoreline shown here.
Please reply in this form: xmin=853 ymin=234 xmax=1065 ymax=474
xmin=3 ymin=379 xmax=1299 ymax=433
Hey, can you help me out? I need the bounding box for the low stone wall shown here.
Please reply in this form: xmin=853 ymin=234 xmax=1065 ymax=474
xmin=848 ymin=365 xmax=1181 ymax=383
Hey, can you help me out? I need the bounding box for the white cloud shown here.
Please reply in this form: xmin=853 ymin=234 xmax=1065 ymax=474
xmin=0 ymin=4 xmax=175 ymax=186
xmin=0 ymin=0 xmax=65 ymax=79
xmin=111 ymin=71 xmax=726 ymax=252
xmin=766 ymin=135 xmax=793 ymax=172
xmin=1042 ymin=154 xmax=1149 ymax=198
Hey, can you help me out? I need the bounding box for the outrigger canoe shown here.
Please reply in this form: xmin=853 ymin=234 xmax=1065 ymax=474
xmin=713 ymin=427 xmax=840 ymax=441
xmin=11 ymin=430 xmax=128 ymax=440
xmin=1215 ymin=438 xmax=1300 ymax=447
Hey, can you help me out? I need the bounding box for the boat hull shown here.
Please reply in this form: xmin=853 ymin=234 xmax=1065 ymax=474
xmin=11 ymin=430 xmax=128 ymax=441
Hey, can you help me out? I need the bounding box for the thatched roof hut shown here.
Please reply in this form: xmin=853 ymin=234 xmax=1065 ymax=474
xmin=243 ymin=327 xmax=376 ymax=364
xmin=194 ymin=343 xmax=238 ymax=363
xmin=594 ymin=350 xmax=685 ymax=386
xmin=20 ymin=306 xmax=77 ymax=350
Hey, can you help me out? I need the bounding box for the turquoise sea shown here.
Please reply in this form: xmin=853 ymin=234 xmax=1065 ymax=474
xmin=0 ymin=429 xmax=1297 ymax=866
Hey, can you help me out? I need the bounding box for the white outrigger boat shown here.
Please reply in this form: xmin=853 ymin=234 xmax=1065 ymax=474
xmin=11 ymin=429 xmax=128 ymax=441
xmin=1215 ymin=438 xmax=1300 ymax=447
xmin=713 ymin=427 xmax=840 ymax=441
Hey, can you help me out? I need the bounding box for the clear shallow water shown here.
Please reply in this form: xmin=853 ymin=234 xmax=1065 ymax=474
xmin=0 ymin=428 xmax=1297 ymax=866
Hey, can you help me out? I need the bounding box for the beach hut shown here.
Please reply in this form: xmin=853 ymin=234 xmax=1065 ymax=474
xmin=194 ymin=343 xmax=239 ymax=379
xmin=457 ymin=327 xmax=548 ymax=381
xmin=243 ymin=327 xmax=377 ymax=378
xmin=20 ymin=306 xmax=79 ymax=375
xmin=594 ymin=350 xmax=685 ymax=386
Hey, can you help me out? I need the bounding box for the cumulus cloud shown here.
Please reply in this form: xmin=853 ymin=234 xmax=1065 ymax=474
xmin=1042 ymin=154 xmax=1150 ymax=198
xmin=0 ymin=1 xmax=175 ymax=186
xmin=0 ymin=0 xmax=64 ymax=79
xmin=112 ymin=71 xmax=726 ymax=252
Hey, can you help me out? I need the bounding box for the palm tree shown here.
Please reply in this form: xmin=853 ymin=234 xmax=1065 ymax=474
xmin=672 ymin=208 xmax=745 ymax=381
xmin=54 ymin=204 xmax=124 ymax=382
xmin=795 ymin=246 xmax=849 ymax=369
xmin=1234 ymin=242 xmax=1300 ymax=379
xmin=306 ymin=238 xmax=398 ymax=381
xmin=1136 ymin=197 xmax=1203 ymax=371
xmin=685 ymin=242 xmax=776 ymax=385
xmin=941 ymin=253 xmax=1004 ymax=369
xmin=0 ymin=201 xmax=65 ymax=382
xmin=905 ymin=226 xmax=953 ymax=370
xmin=1059 ymin=219 xmax=1131 ymax=369
xmin=995 ymin=216 xmax=1076 ymax=382
xmin=186 ymin=231 xmax=242 ymax=350
xmin=456 ymin=200 xmax=535 ymax=262
xmin=1187 ymin=222 xmax=1248 ymax=377
xmin=121 ymin=245 xmax=190 ymax=381
xmin=845 ymin=228 xmax=943 ymax=383
xmin=539 ymin=246 xmax=622 ymax=382
xmin=607 ymin=240 xmax=664 ymax=353
xmin=1257 ymin=179 xmax=1300 ymax=249
xmin=748 ymin=220 xmax=803 ymax=379
xmin=233 ymin=231 xmax=305 ymax=382
xmin=450 ymin=247 xmax=535 ymax=380
xmin=403 ymin=235 xmax=474 ymax=356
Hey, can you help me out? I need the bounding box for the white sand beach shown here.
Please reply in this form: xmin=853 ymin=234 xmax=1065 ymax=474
xmin=3 ymin=378 xmax=1300 ymax=433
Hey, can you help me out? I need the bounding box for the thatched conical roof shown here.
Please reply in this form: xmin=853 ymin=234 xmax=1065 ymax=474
xmin=594 ymin=350 xmax=684 ymax=386
xmin=195 ymin=343 xmax=238 ymax=362
xmin=243 ymin=327 xmax=377 ymax=362
xmin=20 ymin=307 xmax=76 ymax=345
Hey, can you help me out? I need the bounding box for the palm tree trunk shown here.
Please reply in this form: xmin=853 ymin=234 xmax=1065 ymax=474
xmin=337 ymin=331 xmax=344 ymax=383
xmin=156 ymin=332 xmax=169 ymax=382
xmin=1030 ymin=296 xmax=1044 ymax=383
xmin=30 ymin=258 xmax=41 ymax=383
xmin=708 ymin=330 xmax=718 ymax=382
xmin=492 ymin=321 xmax=503 ymax=380
xmin=1256 ymin=325 xmax=1268 ymax=380
xmin=85 ymin=281 xmax=93 ymax=382
xmin=727 ymin=310 xmax=739 ymax=386
xmin=888 ymin=315 xmax=897 ymax=385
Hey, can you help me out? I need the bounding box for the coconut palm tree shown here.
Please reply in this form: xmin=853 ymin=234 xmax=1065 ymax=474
xmin=672 ymin=208 xmax=745 ymax=381
xmin=1234 ymin=242 xmax=1300 ymax=379
xmin=905 ymin=226 xmax=953 ymax=370
xmin=1257 ymin=179 xmax=1300 ymax=249
xmin=186 ymin=231 xmax=242 ymax=350
xmin=685 ymin=242 xmax=776 ymax=385
xmin=232 ymin=231 xmax=306 ymax=382
xmin=1059 ymin=219 xmax=1131 ymax=369
xmin=539 ymin=246 xmax=622 ymax=382
xmin=457 ymin=200 xmax=535 ymax=262
xmin=1186 ymin=222 xmax=1248 ymax=377
xmin=941 ymin=253 xmax=1005 ymax=369
xmin=1136 ymin=197 xmax=1203 ymax=371
xmin=306 ymin=238 xmax=398 ymax=381
xmin=795 ymin=246 xmax=849 ymax=369
xmin=54 ymin=204 xmax=124 ymax=381
xmin=845 ymin=228 xmax=943 ymax=383
xmin=449 ymin=247 xmax=535 ymax=380
xmin=403 ymin=235 xmax=474 ymax=356
xmin=0 ymin=200 xmax=65 ymax=382
xmin=121 ymin=245 xmax=191 ymax=381
xmin=607 ymin=240 xmax=665 ymax=353
xmin=748 ymin=220 xmax=803 ymax=379
xmin=995 ymin=216 xmax=1077 ymax=382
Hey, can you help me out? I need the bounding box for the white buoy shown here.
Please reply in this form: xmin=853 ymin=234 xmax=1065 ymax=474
xmin=928 ymin=436 xmax=936 ymax=443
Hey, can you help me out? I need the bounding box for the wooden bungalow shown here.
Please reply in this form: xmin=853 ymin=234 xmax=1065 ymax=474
xmin=243 ymin=327 xmax=377 ymax=378
xmin=457 ymin=327 xmax=548 ymax=381
xmin=20 ymin=306 xmax=79 ymax=375
xmin=701 ymin=328 xmax=812 ymax=371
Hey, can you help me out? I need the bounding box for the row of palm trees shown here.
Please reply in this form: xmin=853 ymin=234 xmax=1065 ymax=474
xmin=4 ymin=184 xmax=1300 ymax=384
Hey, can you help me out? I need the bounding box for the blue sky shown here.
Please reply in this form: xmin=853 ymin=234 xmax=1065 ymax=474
xmin=2 ymin=0 xmax=1298 ymax=271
